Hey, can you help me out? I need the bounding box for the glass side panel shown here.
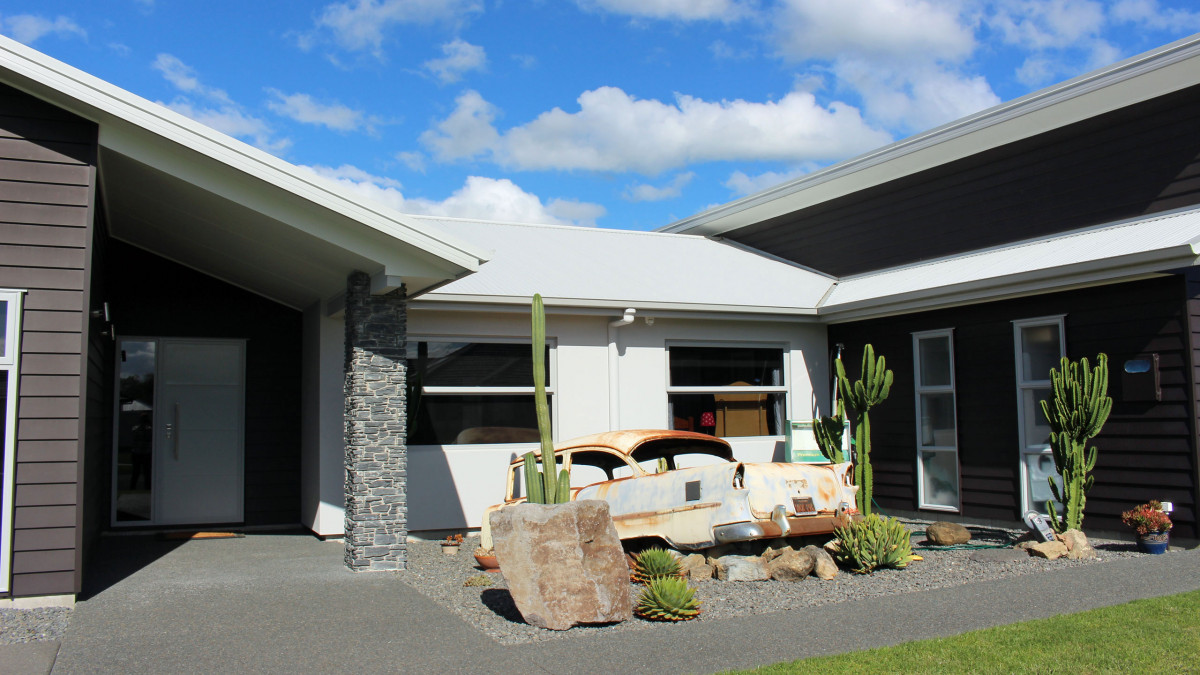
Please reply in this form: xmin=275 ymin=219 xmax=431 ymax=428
xmin=920 ymin=449 xmax=959 ymax=508
xmin=918 ymin=392 xmax=956 ymax=448
xmin=408 ymin=394 xmax=545 ymax=445
xmin=405 ymin=342 xmax=549 ymax=387
xmin=1021 ymin=387 xmax=1053 ymax=448
xmin=668 ymin=346 xmax=783 ymax=387
xmin=1020 ymin=323 xmax=1062 ymax=382
xmin=918 ymin=335 xmax=952 ymax=387
xmin=116 ymin=340 xmax=155 ymax=522
xmin=668 ymin=392 xmax=785 ymax=437
xmin=1026 ymin=452 xmax=1061 ymax=514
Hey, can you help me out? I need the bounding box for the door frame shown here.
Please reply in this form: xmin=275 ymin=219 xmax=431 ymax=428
xmin=109 ymin=336 xmax=247 ymax=528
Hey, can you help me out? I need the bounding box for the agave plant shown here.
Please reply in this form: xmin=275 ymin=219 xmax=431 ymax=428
xmin=630 ymin=547 xmax=682 ymax=584
xmin=634 ymin=576 xmax=701 ymax=622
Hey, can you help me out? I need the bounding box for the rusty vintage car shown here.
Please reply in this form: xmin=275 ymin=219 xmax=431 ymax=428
xmin=480 ymin=429 xmax=860 ymax=551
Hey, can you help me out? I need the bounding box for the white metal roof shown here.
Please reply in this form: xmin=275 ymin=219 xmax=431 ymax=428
xmin=410 ymin=216 xmax=835 ymax=315
xmin=661 ymin=32 xmax=1200 ymax=237
xmin=820 ymin=206 xmax=1200 ymax=320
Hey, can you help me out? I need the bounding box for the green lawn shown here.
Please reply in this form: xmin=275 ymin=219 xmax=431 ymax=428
xmin=725 ymin=589 xmax=1200 ymax=674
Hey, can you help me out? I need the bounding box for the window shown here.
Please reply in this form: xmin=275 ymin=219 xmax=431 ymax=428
xmin=666 ymin=345 xmax=786 ymax=437
xmin=1013 ymin=316 xmax=1065 ymax=515
xmin=405 ymin=340 xmax=552 ymax=445
xmin=0 ymin=290 xmax=24 ymax=595
xmin=912 ymin=329 xmax=960 ymax=511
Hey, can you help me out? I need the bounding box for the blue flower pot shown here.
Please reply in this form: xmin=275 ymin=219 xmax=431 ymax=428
xmin=1136 ymin=531 xmax=1169 ymax=554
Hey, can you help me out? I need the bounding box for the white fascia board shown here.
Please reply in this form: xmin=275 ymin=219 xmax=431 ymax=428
xmin=0 ymin=36 xmax=488 ymax=274
xmin=663 ymin=33 xmax=1200 ymax=236
xmin=819 ymin=246 xmax=1200 ymax=323
xmin=412 ymin=294 xmax=822 ymax=320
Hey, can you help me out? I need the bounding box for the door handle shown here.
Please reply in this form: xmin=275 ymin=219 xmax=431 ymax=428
xmin=173 ymin=402 xmax=181 ymax=460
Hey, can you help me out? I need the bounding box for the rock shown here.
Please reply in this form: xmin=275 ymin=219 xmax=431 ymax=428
xmin=768 ymin=549 xmax=816 ymax=581
xmin=1014 ymin=539 xmax=1038 ymax=551
xmin=713 ymin=555 xmax=768 ymax=582
xmin=490 ymin=500 xmax=633 ymax=630
xmin=802 ymin=545 xmax=839 ymax=580
xmin=705 ymin=543 xmax=737 ymax=562
xmin=679 ymin=553 xmax=714 ymax=581
xmin=1028 ymin=541 xmax=1069 ymax=560
xmin=823 ymin=539 xmax=841 ymax=555
xmin=761 ymin=545 xmax=793 ymax=563
xmin=1060 ymin=530 xmax=1097 ymax=560
xmin=926 ymin=521 xmax=971 ymax=546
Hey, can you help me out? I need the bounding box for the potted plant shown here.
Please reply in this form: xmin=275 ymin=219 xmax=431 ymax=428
xmin=1121 ymin=501 xmax=1172 ymax=554
xmin=441 ymin=533 xmax=464 ymax=555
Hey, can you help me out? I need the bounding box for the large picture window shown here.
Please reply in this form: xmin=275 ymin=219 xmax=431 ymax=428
xmin=405 ymin=340 xmax=552 ymax=446
xmin=913 ymin=329 xmax=960 ymax=511
xmin=1013 ymin=316 xmax=1066 ymax=515
xmin=666 ymin=345 xmax=786 ymax=438
xmin=0 ymin=289 xmax=24 ymax=595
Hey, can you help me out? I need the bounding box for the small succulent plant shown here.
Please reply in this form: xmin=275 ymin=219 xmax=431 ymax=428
xmin=463 ymin=574 xmax=493 ymax=587
xmin=832 ymin=513 xmax=914 ymax=574
xmin=631 ymin=547 xmax=682 ymax=584
xmin=635 ymin=576 xmax=701 ymax=622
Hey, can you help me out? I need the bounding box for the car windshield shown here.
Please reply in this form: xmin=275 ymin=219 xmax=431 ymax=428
xmin=628 ymin=438 xmax=734 ymax=470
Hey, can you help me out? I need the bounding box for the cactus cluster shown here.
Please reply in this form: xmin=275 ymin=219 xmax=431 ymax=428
xmin=831 ymin=514 xmax=914 ymax=574
xmin=837 ymin=344 xmax=893 ymax=516
xmin=522 ymin=293 xmax=572 ymax=504
xmin=634 ymin=576 xmax=701 ymax=622
xmin=813 ymin=399 xmax=846 ymax=464
xmin=630 ymin=547 xmax=682 ymax=584
xmin=1041 ymin=353 xmax=1111 ymax=533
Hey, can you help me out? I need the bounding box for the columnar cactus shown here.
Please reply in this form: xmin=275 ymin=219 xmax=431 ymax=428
xmin=523 ymin=293 xmax=571 ymax=504
xmin=1041 ymin=353 xmax=1111 ymax=533
xmin=814 ymin=374 xmax=846 ymax=464
xmin=837 ymin=344 xmax=893 ymax=517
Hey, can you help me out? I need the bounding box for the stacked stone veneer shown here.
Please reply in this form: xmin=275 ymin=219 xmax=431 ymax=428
xmin=343 ymin=271 xmax=409 ymax=571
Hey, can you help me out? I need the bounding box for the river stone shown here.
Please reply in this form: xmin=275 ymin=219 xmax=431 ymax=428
xmin=927 ymin=521 xmax=971 ymax=546
xmin=762 ymin=545 xmax=793 ymax=563
xmin=714 ymin=555 xmax=768 ymax=582
xmin=768 ymin=549 xmax=816 ymax=581
xmin=802 ymin=545 xmax=839 ymax=580
xmin=1028 ymin=541 xmax=1069 ymax=560
xmin=489 ymin=500 xmax=632 ymax=630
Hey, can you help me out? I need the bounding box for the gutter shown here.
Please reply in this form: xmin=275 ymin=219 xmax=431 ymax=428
xmin=608 ymin=308 xmax=636 ymax=431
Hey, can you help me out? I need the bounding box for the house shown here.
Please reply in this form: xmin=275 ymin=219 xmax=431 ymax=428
xmin=5 ymin=28 xmax=1200 ymax=608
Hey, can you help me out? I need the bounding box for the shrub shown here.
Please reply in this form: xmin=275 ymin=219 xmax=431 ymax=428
xmin=832 ymin=514 xmax=914 ymax=574
xmin=635 ymin=576 xmax=701 ymax=622
xmin=630 ymin=547 xmax=682 ymax=584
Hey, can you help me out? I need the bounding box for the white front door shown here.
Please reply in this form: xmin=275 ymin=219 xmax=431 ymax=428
xmin=113 ymin=338 xmax=245 ymax=526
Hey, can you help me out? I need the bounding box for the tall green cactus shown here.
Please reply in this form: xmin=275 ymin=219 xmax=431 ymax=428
xmin=1040 ymin=353 xmax=1111 ymax=533
xmin=837 ymin=344 xmax=893 ymax=517
xmin=523 ymin=293 xmax=571 ymax=504
xmin=814 ymin=369 xmax=847 ymax=464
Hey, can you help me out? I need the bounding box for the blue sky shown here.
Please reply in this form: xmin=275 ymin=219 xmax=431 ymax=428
xmin=3 ymin=1 xmax=1200 ymax=230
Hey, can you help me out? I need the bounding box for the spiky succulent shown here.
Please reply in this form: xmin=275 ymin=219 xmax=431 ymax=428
xmin=832 ymin=513 xmax=914 ymax=574
xmin=635 ymin=576 xmax=701 ymax=622
xmin=631 ymin=547 xmax=682 ymax=584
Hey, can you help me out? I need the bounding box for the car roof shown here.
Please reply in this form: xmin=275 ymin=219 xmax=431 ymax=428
xmin=507 ymin=429 xmax=734 ymax=466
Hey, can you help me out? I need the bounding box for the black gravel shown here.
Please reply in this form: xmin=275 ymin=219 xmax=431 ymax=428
xmin=0 ymin=607 xmax=70 ymax=644
xmin=395 ymin=520 xmax=1147 ymax=645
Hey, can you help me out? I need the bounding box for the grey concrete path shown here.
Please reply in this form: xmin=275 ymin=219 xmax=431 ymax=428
xmin=12 ymin=534 xmax=1198 ymax=674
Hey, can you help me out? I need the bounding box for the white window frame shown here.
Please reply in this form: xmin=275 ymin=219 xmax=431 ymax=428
xmin=912 ymin=328 xmax=960 ymax=512
xmin=406 ymin=335 xmax=557 ymax=446
xmin=1013 ymin=315 xmax=1066 ymax=515
xmin=664 ymin=341 xmax=789 ymax=439
xmin=0 ymin=289 xmax=25 ymax=595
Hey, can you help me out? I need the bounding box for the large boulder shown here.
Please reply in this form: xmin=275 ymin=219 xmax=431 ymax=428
xmin=489 ymin=500 xmax=632 ymax=630
xmin=802 ymin=545 xmax=839 ymax=580
xmin=926 ymin=521 xmax=971 ymax=546
xmin=768 ymin=549 xmax=816 ymax=581
xmin=713 ymin=555 xmax=769 ymax=582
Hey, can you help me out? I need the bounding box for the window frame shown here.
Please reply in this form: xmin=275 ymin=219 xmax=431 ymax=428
xmin=911 ymin=328 xmax=961 ymax=512
xmin=1012 ymin=315 xmax=1066 ymax=515
xmin=0 ymin=289 xmax=25 ymax=595
xmin=405 ymin=335 xmax=557 ymax=447
xmin=664 ymin=340 xmax=789 ymax=439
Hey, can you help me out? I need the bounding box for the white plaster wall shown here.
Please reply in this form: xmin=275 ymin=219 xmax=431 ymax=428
xmin=299 ymin=302 xmax=348 ymax=537
xmin=404 ymin=307 xmax=829 ymax=531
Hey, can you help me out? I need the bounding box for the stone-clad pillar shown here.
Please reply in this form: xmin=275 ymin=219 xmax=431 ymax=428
xmin=343 ymin=271 xmax=408 ymax=571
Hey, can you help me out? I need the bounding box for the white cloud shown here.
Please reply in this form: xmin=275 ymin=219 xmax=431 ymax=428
xmin=989 ymin=0 xmax=1106 ymax=51
xmin=396 ymin=151 xmax=427 ymax=172
xmin=422 ymin=87 xmax=892 ymax=175
xmin=307 ymin=0 xmax=483 ymax=58
xmin=422 ymin=39 xmax=487 ymax=84
xmin=769 ymin=0 xmax=975 ymax=64
xmin=153 ymin=54 xmax=289 ymax=153
xmin=574 ymin=0 xmax=753 ymax=21
xmin=623 ymin=172 xmax=695 ymax=202
xmin=724 ymin=166 xmax=816 ymax=196
xmin=265 ymin=89 xmax=379 ymax=133
xmin=301 ymin=165 xmax=606 ymax=226
xmin=0 ymin=14 xmax=86 ymax=44
xmin=1112 ymin=0 xmax=1200 ymax=30
xmin=833 ymin=60 xmax=1001 ymax=133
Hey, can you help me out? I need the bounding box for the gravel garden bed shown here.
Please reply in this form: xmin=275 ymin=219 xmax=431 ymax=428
xmin=396 ymin=519 xmax=1148 ymax=645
